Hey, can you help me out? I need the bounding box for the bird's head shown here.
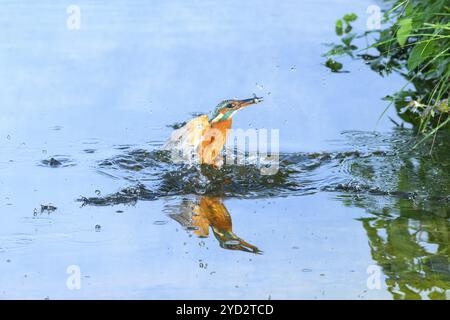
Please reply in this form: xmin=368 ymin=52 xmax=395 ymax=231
xmin=209 ymin=96 xmax=263 ymax=123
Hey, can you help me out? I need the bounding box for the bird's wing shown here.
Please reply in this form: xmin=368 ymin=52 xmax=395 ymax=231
xmin=162 ymin=115 xmax=210 ymax=152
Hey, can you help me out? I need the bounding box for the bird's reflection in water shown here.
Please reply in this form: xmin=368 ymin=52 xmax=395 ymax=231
xmin=167 ymin=197 xmax=261 ymax=254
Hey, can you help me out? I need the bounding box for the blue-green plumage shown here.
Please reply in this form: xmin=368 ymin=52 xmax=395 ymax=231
xmin=210 ymin=100 xmax=233 ymax=122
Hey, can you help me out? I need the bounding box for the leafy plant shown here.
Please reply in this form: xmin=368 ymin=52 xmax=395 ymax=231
xmin=324 ymin=0 xmax=450 ymax=144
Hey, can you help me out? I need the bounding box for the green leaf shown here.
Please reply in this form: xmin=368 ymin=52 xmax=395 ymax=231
xmin=396 ymin=18 xmax=412 ymax=46
xmin=344 ymin=24 xmax=353 ymax=33
xmin=325 ymin=58 xmax=343 ymax=72
xmin=341 ymin=34 xmax=356 ymax=47
xmin=405 ymin=3 xmax=413 ymax=16
xmin=323 ymin=45 xmax=347 ymax=57
xmin=407 ymin=41 xmax=437 ymax=70
xmin=335 ymin=19 xmax=343 ymax=36
xmin=343 ymin=13 xmax=358 ymax=23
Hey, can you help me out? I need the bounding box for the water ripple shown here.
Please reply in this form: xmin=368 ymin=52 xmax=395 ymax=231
xmin=78 ymin=129 xmax=450 ymax=214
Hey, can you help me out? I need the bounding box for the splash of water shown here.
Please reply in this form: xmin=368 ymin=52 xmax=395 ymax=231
xmin=77 ymin=129 xmax=449 ymax=207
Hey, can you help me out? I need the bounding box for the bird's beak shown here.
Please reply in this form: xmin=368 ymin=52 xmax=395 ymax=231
xmin=236 ymin=96 xmax=263 ymax=109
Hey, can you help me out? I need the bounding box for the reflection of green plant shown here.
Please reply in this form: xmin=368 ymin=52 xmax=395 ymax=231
xmin=359 ymin=211 xmax=449 ymax=299
xmin=324 ymin=0 xmax=450 ymax=141
xmin=337 ymin=130 xmax=450 ymax=299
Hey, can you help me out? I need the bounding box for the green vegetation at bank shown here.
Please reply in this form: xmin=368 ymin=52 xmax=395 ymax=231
xmin=324 ymin=0 xmax=449 ymax=141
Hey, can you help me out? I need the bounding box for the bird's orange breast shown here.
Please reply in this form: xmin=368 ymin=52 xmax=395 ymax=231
xmin=198 ymin=119 xmax=232 ymax=166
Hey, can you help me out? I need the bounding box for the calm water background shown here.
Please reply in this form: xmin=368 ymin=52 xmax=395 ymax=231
xmin=0 ymin=0 xmax=448 ymax=299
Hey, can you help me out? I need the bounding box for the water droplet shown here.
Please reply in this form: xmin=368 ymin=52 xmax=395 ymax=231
xmin=41 ymin=204 xmax=57 ymax=213
xmin=95 ymin=190 xmax=101 ymax=196
xmin=6 ymin=135 xmax=11 ymax=140
xmin=95 ymin=224 xmax=101 ymax=232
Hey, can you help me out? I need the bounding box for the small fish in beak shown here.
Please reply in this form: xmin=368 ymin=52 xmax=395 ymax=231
xmin=235 ymin=96 xmax=264 ymax=109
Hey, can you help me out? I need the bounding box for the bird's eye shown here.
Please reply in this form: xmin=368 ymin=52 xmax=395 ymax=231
xmin=227 ymin=104 xmax=234 ymax=108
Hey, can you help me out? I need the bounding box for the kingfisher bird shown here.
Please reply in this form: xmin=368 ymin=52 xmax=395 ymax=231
xmin=163 ymin=96 xmax=263 ymax=167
